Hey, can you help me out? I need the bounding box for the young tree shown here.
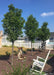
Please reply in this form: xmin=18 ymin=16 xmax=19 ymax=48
xmin=2 ymin=4 xmax=25 ymax=65
xmin=38 ymin=22 xmax=50 ymax=50
xmin=24 ymin=15 xmax=39 ymax=52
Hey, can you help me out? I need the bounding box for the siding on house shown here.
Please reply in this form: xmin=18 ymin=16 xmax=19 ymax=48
xmin=49 ymin=32 xmax=54 ymax=42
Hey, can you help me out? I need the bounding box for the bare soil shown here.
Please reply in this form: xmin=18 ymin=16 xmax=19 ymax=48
xmin=0 ymin=50 xmax=54 ymax=75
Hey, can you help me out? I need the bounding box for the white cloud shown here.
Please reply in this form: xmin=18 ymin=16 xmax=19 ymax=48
xmin=41 ymin=12 xmax=54 ymax=17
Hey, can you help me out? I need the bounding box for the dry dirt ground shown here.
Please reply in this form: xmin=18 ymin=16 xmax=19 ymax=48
xmin=0 ymin=48 xmax=54 ymax=75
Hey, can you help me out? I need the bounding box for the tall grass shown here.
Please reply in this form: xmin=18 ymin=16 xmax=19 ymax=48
xmin=4 ymin=64 xmax=30 ymax=75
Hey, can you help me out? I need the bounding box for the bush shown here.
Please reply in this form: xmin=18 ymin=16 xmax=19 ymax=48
xmin=5 ymin=51 xmax=10 ymax=56
xmin=13 ymin=51 xmax=18 ymax=56
xmin=27 ymin=48 xmax=31 ymax=51
xmin=23 ymin=51 xmax=27 ymax=54
xmin=32 ymin=48 xmax=35 ymax=51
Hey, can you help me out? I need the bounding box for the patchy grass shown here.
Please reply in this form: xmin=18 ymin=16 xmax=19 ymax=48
xmin=31 ymin=69 xmax=46 ymax=75
xmin=49 ymin=54 xmax=54 ymax=57
xmin=0 ymin=47 xmax=18 ymax=55
xmin=0 ymin=47 xmax=27 ymax=55
xmin=2 ymin=45 xmax=17 ymax=48
xmin=38 ymin=58 xmax=45 ymax=62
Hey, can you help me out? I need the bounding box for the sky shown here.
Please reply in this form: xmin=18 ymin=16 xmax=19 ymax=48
xmin=0 ymin=0 xmax=54 ymax=34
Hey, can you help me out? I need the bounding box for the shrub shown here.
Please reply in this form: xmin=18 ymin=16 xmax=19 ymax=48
xmin=23 ymin=51 xmax=27 ymax=54
xmin=27 ymin=48 xmax=31 ymax=51
xmin=5 ymin=51 xmax=10 ymax=56
xmin=32 ymin=48 xmax=35 ymax=51
xmin=13 ymin=51 xmax=18 ymax=56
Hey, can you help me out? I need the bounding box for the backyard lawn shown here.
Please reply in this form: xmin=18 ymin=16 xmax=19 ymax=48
xmin=0 ymin=46 xmax=27 ymax=55
xmin=0 ymin=47 xmax=18 ymax=55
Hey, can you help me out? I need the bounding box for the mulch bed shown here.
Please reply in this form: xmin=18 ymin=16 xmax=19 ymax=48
xmin=0 ymin=50 xmax=54 ymax=75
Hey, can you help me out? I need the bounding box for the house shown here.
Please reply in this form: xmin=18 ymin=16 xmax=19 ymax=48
xmin=46 ymin=32 xmax=54 ymax=45
xmin=49 ymin=32 xmax=54 ymax=42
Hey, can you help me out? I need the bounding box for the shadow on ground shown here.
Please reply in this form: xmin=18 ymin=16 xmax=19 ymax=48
xmin=47 ymin=56 xmax=54 ymax=73
xmin=0 ymin=55 xmax=10 ymax=60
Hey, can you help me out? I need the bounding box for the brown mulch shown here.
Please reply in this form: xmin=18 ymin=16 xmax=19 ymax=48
xmin=0 ymin=50 xmax=54 ymax=75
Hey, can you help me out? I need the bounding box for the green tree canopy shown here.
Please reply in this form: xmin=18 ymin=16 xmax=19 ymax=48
xmin=38 ymin=22 xmax=50 ymax=41
xmin=2 ymin=4 xmax=25 ymax=42
xmin=24 ymin=15 xmax=39 ymax=42
xmin=38 ymin=22 xmax=50 ymax=50
xmin=2 ymin=4 xmax=25 ymax=65
xmin=24 ymin=15 xmax=39 ymax=53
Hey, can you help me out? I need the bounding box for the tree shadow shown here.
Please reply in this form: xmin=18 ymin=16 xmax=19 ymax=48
xmin=47 ymin=56 xmax=54 ymax=73
xmin=7 ymin=60 xmax=11 ymax=65
xmin=0 ymin=55 xmax=10 ymax=60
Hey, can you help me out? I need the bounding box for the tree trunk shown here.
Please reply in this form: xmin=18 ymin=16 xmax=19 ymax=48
xmin=31 ymin=41 xmax=33 ymax=55
xmin=44 ymin=41 xmax=46 ymax=50
xmin=31 ymin=41 xmax=32 ymax=50
xmin=12 ymin=41 xmax=14 ymax=65
xmin=41 ymin=41 xmax=46 ymax=51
